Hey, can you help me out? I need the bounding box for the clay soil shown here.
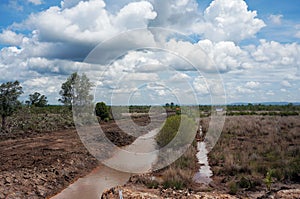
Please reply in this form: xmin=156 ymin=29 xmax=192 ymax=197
xmin=0 ymin=129 xmax=98 ymax=198
xmin=0 ymin=115 xmax=152 ymax=199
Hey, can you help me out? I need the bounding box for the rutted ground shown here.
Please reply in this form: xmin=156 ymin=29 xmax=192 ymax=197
xmin=0 ymin=129 xmax=98 ymax=198
xmin=0 ymin=115 xmax=299 ymax=198
xmin=0 ymin=114 xmax=159 ymax=198
xmin=0 ymin=116 xmax=144 ymax=199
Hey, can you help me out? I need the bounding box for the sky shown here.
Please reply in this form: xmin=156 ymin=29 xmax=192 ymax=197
xmin=0 ymin=0 xmax=299 ymax=105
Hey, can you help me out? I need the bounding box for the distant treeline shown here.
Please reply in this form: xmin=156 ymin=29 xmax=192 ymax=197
xmin=225 ymin=103 xmax=300 ymax=112
xmin=226 ymin=111 xmax=299 ymax=116
xmin=30 ymin=103 xmax=300 ymax=113
xmin=224 ymin=104 xmax=300 ymax=116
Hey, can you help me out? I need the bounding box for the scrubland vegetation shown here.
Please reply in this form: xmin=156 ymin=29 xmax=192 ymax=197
xmin=135 ymin=106 xmax=300 ymax=196
xmin=226 ymin=103 xmax=300 ymax=116
xmin=0 ymin=105 xmax=74 ymax=140
xmin=153 ymin=115 xmax=198 ymax=190
xmin=136 ymin=144 xmax=198 ymax=191
xmin=205 ymin=115 xmax=300 ymax=195
xmin=0 ymin=73 xmax=299 ymax=197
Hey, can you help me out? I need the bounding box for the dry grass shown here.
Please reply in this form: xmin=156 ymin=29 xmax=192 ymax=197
xmin=135 ymin=143 xmax=198 ymax=190
xmin=206 ymin=116 xmax=300 ymax=194
xmin=159 ymin=145 xmax=198 ymax=190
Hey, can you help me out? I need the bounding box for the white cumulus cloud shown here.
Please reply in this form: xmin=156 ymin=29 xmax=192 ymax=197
xmin=198 ymin=39 xmax=247 ymax=72
xmin=0 ymin=30 xmax=24 ymax=46
xmin=114 ymin=1 xmax=157 ymax=29
xmin=202 ymin=0 xmax=265 ymax=42
xmin=251 ymin=40 xmax=300 ymax=68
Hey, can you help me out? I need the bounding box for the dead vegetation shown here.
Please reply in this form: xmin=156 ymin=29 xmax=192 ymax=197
xmin=205 ymin=115 xmax=300 ymax=195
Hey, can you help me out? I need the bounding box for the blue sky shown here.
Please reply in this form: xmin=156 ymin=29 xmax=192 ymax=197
xmin=0 ymin=0 xmax=299 ymax=105
xmin=0 ymin=0 xmax=59 ymax=26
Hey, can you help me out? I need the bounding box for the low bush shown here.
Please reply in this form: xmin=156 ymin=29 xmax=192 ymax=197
xmin=8 ymin=106 xmax=73 ymax=133
xmin=156 ymin=115 xmax=196 ymax=148
xmin=95 ymin=102 xmax=110 ymax=120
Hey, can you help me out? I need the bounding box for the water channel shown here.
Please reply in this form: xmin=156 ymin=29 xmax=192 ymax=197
xmin=193 ymin=125 xmax=213 ymax=184
xmin=51 ymin=128 xmax=159 ymax=199
xmin=52 ymin=125 xmax=212 ymax=198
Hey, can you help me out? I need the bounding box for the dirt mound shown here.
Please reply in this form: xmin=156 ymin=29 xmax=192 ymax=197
xmin=102 ymin=184 xmax=238 ymax=199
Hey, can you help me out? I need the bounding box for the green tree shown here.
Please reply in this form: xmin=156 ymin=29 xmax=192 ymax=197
xmin=58 ymin=72 xmax=93 ymax=107
xmin=95 ymin=102 xmax=110 ymax=121
xmin=0 ymin=81 xmax=23 ymax=130
xmin=170 ymin=102 xmax=174 ymax=109
xmin=27 ymin=92 xmax=48 ymax=107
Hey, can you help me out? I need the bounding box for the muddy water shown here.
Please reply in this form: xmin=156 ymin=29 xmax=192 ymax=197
xmin=51 ymin=165 xmax=130 ymax=199
xmin=103 ymin=128 xmax=159 ymax=173
xmin=193 ymin=126 xmax=213 ymax=184
xmin=51 ymin=129 xmax=159 ymax=199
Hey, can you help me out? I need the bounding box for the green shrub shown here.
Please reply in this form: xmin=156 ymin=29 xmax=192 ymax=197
xmin=95 ymin=102 xmax=110 ymax=120
xmin=156 ymin=115 xmax=196 ymax=148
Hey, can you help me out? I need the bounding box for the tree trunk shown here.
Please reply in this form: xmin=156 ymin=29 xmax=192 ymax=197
xmin=1 ymin=115 xmax=6 ymax=131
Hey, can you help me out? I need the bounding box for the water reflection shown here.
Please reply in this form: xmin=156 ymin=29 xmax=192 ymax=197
xmin=193 ymin=125 xmax=213 ymax=184
xmin=193 ymin=141 xmax=213 ymax=184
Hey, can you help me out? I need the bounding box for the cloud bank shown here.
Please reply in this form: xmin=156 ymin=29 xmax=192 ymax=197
xmin=0 ymin=0 xmax=299 ymax=104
